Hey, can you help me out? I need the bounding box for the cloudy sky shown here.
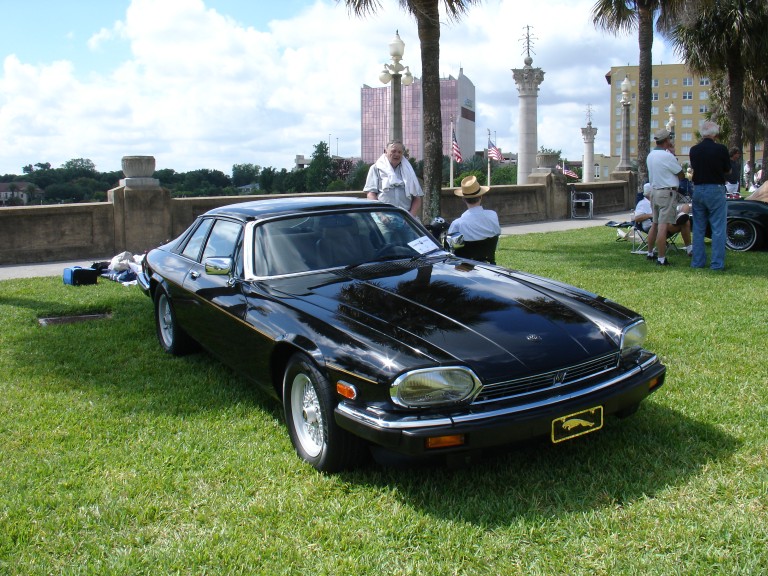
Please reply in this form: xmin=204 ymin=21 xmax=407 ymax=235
xmin=0 ymin=0 xmax=679 ymax=176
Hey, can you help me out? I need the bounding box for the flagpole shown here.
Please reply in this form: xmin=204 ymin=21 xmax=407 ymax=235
xmin=487 ymin=129 xmax=491 ymax=186
xmin=449 ymin=117 xmax=454 ymax=188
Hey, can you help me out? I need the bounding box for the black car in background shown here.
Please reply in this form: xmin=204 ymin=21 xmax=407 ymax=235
xmin=726 ymin=197 xmax=768 ymax=251
xmin=138 ymin=197 xmax=666 ymax=472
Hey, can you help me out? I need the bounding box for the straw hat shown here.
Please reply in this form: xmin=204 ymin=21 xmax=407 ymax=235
xmin=455 ymin=175 xmax=490 ymax=198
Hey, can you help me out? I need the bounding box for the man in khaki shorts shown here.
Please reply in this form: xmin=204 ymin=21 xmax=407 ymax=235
xmin=646 ymin=129 xmax=684 ymax=266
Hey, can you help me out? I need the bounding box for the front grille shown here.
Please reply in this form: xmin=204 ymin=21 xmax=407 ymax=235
xmin=474 ymin=352 xmax=620 ymax=404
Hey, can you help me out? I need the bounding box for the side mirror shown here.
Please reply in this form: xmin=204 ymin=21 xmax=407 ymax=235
xmin=445 ymin=233 xmax=464 ymax=252
xmin=204 ymin=257 xmax=233 ymax=276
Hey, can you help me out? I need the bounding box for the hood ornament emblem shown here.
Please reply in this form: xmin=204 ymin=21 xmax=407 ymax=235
xmin=526 ymin=334 xmax=542 ymax=341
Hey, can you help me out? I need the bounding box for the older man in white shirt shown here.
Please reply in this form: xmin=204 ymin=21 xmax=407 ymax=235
xmin=363 ymin=140 xmax=423 ymax=219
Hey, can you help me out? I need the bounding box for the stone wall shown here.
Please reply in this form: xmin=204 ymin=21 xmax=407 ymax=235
xmin=0 ymin=173 xmax=634 ymax=266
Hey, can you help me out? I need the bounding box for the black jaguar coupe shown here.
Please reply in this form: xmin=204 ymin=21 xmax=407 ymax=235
xmin=138 ymin=197 xmax=665 ymax=471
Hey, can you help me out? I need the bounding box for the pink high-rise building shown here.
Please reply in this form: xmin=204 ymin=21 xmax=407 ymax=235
xmin=360 ymin=68 xmax=476 ymax=163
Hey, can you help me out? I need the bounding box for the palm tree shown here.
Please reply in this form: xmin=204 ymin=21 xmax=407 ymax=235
xmin=703 ymin=71 xmax=766 ymax=178
xmin=667 ymin=1 xmax=768 ymax=153
xmin=592 ymin=0 xmax=687 ymax=191
xmin=341 ymin=0 xmax=482 ymax=220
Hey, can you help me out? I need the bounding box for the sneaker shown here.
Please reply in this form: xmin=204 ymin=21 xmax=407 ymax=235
xmin=646 ymin=254 xmax=657 ymax=261
xmin=656 ymin=259 xmax=671 ymax=266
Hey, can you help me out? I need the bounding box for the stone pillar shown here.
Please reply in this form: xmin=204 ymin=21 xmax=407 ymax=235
xmin=617 ymin=100 xmax=632 ymax=171
xmin=512 ymin=56 xmax=545 ymax=185
xmin=581 ymin=121 xmax=598 ymax=183
xmin=108 ymin=156 xmax=172 ymax=255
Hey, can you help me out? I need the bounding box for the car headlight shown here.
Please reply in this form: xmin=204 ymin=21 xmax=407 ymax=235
xmin=620 ymin=320 xmax=647 ymax=359
xmin=390 ymin=367 xmax=481 ymax=408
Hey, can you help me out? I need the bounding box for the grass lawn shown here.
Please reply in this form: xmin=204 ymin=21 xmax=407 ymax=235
xmin=1 ymin=227 xmax=767 ymax=575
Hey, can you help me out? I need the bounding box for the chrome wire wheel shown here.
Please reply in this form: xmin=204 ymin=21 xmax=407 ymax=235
xmin=726 ymin=219 xmax=759 ymax=251
xmin=289 ymin=372 xmax=324 ymax=458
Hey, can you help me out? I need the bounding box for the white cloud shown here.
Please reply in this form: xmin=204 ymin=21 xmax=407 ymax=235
xmin=0 ymin=0 xmax=680 ymax=176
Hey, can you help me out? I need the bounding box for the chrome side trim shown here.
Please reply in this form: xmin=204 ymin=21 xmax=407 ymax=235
xmin=336 ymin=355 xmax=659 ymax=431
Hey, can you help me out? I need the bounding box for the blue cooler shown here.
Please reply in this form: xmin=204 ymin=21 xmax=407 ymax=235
xmin=63 ymin=266 xmax=98 ymax=286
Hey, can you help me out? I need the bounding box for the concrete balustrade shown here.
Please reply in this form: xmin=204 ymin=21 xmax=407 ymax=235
xmin=0 ymin=163 xmax=636 ymax=265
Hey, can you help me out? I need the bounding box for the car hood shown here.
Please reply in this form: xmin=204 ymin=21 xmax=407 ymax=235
xmin=267 ymin=259 xmax=636 ymax=382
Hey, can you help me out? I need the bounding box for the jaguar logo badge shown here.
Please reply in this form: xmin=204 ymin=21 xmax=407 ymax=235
xmin=561 ymin=418 xmax=594 ymax=431
xmin=526 ymin=334 xmax=542 ymax=341
xmin=553 ymin=370 xmax=567 ymax=385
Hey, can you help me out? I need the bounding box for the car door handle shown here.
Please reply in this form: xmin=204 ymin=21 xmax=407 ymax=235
xmin=189 ymin=271 xmax=200 ymax=280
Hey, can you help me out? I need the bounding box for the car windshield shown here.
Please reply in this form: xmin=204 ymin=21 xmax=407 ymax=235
xmin=250 ymin=208 xmax=441 ymax=276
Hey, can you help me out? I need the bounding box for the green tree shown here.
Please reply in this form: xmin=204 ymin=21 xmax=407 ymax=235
xmin=456 ymin=169 xmax=485 ymax=186
xmin=283 ymin=168 xmax=307 ymax=193
xmin=60 ymin=158 xmax=97 ymax=179
xmin=667 ymin=1 xmax=768 ymax=151
xmin=491 ymin=163 xmax=518 ymax=185
xmin=259 ymin=167 xmax=276 ymax=193
xmin=327 ymin=179 xmax=347 ymax=192
xmin=346 ymin=160 xmax=371 ymax=191
xmin=592 ymin=0 xmax=688 ymax=190
xmin=232 ymin=163 xmax=261 ymax=187
xmin=331 ymin=157 xmax=355 ymax=183
xmin=341 ymin=0 xmax=483 ymax=220
xmin=25 ymin=183 xmax=39 ymax=204
xmin=305 ymin=141 xmax=333 ymax=192
xmin=8 ymin=182 xmax=18 ymax=202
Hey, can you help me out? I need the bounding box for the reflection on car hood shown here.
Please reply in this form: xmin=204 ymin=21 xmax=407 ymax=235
xmin=270 ymin=261 xmax=634 ymax=381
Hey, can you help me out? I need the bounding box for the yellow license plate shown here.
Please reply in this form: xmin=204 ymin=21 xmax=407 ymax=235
xmin=551 ymin=406 xmax=604 ymax=443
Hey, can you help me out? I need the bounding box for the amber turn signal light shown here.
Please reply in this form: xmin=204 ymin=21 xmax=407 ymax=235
xmin=336 ymin=381 xmax=357 ymax=400
xmin=425 ymin=435 xmax=465 ymax=449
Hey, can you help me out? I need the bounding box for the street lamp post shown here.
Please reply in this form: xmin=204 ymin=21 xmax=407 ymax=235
xmin=617 ymin=75 xmax=632 ymax=170
xmin=379 ymin=31 xmax=413 ymax=144
xmin=666 ymin=102 xmax=676 ymax=145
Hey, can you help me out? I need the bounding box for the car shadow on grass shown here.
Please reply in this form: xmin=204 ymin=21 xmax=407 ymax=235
xmin=348 ymin=401 xmax=739 ymax=527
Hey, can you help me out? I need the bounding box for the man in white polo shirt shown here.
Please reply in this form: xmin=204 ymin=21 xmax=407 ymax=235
xmin=646 ymin=129 xmax=684 ymax=266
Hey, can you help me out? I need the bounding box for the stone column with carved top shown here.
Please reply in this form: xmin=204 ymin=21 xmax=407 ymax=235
xmin=513 ymin=56 xmax=545 ymax=185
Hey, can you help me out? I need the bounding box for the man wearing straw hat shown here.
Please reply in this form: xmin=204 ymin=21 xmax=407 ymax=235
xmin=447 ymin=175 xmax=501 ymax=242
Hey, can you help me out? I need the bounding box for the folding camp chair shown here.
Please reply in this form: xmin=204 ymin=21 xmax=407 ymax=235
xmin=570 ymin=186 xmax=594 ymax=219
xmin=605 ymin=218 xmax=648 ymax=254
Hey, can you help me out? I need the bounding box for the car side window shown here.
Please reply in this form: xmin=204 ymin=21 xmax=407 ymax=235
xmin=181 ymin=218 xmax=214 ymax=261
xmin=202 ymin=219 xmax=242 ymax=262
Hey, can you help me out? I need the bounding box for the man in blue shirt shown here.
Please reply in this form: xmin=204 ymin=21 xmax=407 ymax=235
xmin=447 ymin=176 xmax=501 ymax=263
xmin=448 ymin=176 xmax=501 ymax=242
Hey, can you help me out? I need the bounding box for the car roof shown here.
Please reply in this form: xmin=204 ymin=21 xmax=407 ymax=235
xmin=204 ymin=196 xmax=385 ymax=222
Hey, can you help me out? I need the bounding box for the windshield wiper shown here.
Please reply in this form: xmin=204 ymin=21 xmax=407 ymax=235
xmin=409 ymin=247 xmax=447 ymax=262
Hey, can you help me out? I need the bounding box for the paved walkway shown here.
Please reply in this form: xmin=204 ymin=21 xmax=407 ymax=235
xmin=0 ymin=212 xmax=632 ymax=281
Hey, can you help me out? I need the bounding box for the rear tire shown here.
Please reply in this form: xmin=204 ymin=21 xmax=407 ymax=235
xmin=153 ymin=287 xmax=195 ymax=355
xmin=726 ymin=219 xmax=762 ymax=251
xmin=283 ymin=352 xmax=367 ymax=472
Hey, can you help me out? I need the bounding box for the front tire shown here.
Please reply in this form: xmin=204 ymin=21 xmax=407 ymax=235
xmin=726 ymin=219 xmax=762 ymax=251
xmin=153 ymin=287 xmax=194 ymax=355
xmin=283 ymin=352 xmax=366 ymax=472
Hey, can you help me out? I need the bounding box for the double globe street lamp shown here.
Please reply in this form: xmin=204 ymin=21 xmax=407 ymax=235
xmin=666 ymin=102 xmax=676 ymax=144
xmin=379 ymin=30 xmax=413 ymax=144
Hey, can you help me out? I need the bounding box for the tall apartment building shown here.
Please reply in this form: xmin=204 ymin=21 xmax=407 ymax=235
xmin=607 ymin=63 xmax=711 ymax=167
xmin=361 ymin=68 xmax=475 ymax=164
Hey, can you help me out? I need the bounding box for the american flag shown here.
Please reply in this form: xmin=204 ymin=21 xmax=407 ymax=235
xmin=488 ymin=138 xmax=502 ymax=162
xmin=452 ymin=129 xmax=462 ymax=163
xmin=557 ymin=164 xmax=579 ymax=179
